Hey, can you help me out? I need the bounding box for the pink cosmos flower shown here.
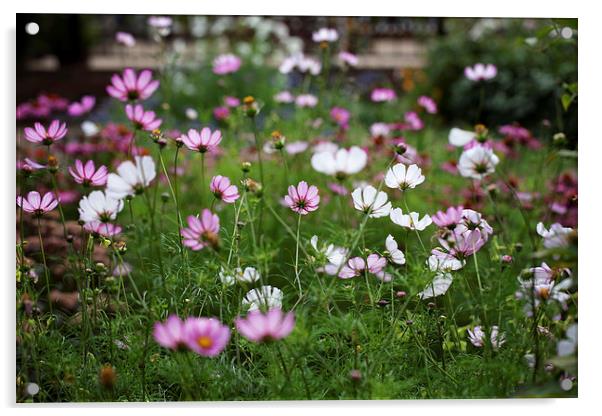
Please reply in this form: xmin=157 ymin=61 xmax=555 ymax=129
xmin=181 ymin=209 xmax=220 ymax=251
xmin=68 ymin=159 xmax=108 ymax=187
xmin=212 ymin=54 xmax=242 ymax=75
xmin=338 ymin=51 xmax=359 ymax=67
xmin=338 ymin=257 xmax=366 ymax=279
xmin=125 ymin=104 xmax=162 ymax=131
xmin=339 ymin=254 xmax=390 ymax=281
xmin=235 ymin=308 xmax=295 ymax=343
xmin=404 ymin=111 xmax=424 ymax=131
xmin=285 ymin=141 xmax=309 ymax=155
xmin=83 ymin=221 xmax=122 ymax=237
xmin=274 ymin=91 xmax=295 ymax=103
xmin=224 ymin=96 xmax=240 ymax=107
xmin=183 ymin=317 xmax=231 ymax=357
xmin=295 ymin=94 xmax=318 ymax=108
xmin=213 ymin=106 xmax=230 ymax=120
xmin=67 ymin=95 xmax=96 ymax=117
xmin=148 ymin=16 xmax=173 ymax=29
xmin=153 ymin=315 xmax=187 ymax=351
xmin=328 ymin=182 xmax=348 ymax=196
xmin=106 ymin=68 xmax=159 ymax=102
xmin=417 ymin=95 xmax=437 ymax=114
xmin=116 ymin=31 xmax=136 ymax=47
xmin=24 ymin=120 xmax=68 ymax=145
xmin=284 ymin=181 xmax=320 ymax=215
xmin=16 ymin=191 xmax=58 ymax=216
xmin=330 ymin=107 xmax=350 ymax=129
xmin=432 ymin=206 xmax=464 ymax=228
xmin=371 ymin=88 xmax=396 ymax=102
xmin=210 ymin=175 xmax=240 ymax=204
xmin=440 ymin=228 xmax=485 ymax=259
xmin=180 ymin=127 xmax=222 ymax=153
xmin=464 ymin=63 xmax=497 ymax=82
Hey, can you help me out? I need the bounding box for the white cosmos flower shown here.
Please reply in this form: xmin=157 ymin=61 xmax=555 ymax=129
xmin=78 ymin=190 xmax=124 ymax=223
xmin=419 ymin=273 xmax=453 ymax=299
xmin=557 ymin=324 xmax=577 ymax=357
xmin=390 ymin=208 xmax=432 ymax=231
xmin=351 ymin=185 xmax=391 ymax=218
xmin=310 ymin=235 xmax=348 ymax=267
xmin=458 ymin=145 xmax=499 ymax=180
xmin=106 ymin=156 xmax=157 ymax=200
xmin=242 ymin=285 xmax=283 ymax=311
xmin=218 ymin=267 xmax=236 ymax=286
xmin=312 ymin=28 xmax=339 ymax=43
xmin=385 ymin=235 xmax=406 ymax=265
xmin=536 ymin=222 xmax=574 ymax=248
xmin=449 ymin=127 xmax=475 ymax=147
xmin=311 ymin=146 xmax=367 ymax=177
xmin=219 ymin=267 xmax=261 ymax=285
xmin=384 ymin=163 xmax=425 ymax=191
xmin=427 ymin=249 xmax=465 ymax=272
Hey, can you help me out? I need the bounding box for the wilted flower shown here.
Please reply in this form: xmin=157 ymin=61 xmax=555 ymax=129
xmin=125 ymin=104 xmax=162 ymax=131
xmin=458 ymin=145 xmax=499 ymax=180
xmin=243 ymin=285 xmax=283 ymax=311
xmin=106 ymin=156 xmax=156 ymax=200
xmin=183 ymin=317 xmax=231 ymax=357
xmin=284 ymin=181 xmax=320 ymax=215
xmin=351 ymin=185 xmax=391 ymax=218
xmin=78 ymin=191 xmax=124 ymax=223
xmin=467 ymin=326 xmax=505 ymax=349
xmin=235 ymin=308 xmax=295 ymax=343
xmin=212 ymin=54 xmax=242 ymax=75
xmin=311 ymin=146 xmax=367 ymax=178
xmin=16 ymin=191 xmax=58 ymax=216
xmin=69 ymin=159 xmax=108 ymax=187
xmin=24 ymin=120 xmax=68 ymax=145
xmin=210 ymin=175 xmax=240 ymax=204
xmin=180 ymin=209 xmax=220 ymax=251
xmin=180 ymin=127 xmax=222 ymax=153
xmin=464 ymin=63 xmax=497 ymax=82
xmin=67 ymin=95 xmax=96 ymax=117
xmin=390 ymin=208 xmax=432 ymax=231
xmin=106 ymin=68 xmax=159 ymax=102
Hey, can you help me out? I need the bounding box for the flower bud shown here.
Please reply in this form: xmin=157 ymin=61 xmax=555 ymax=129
xmin=47 ymin=155 xmax=59 ymax=174
xmin=271 ymin=131 xmax=286 ymax=150
xmin=99 ymin=364 xmax=117 ymax=390
xmin=241 ymin=161 xmax=251 ymax=173
xmin=395 ymin=143 xmax=407 ymax=155
xmin=349 ymin=369 xmax=362 ymax=382
xmin=243 ymin=96 xmax=259 ymax=117
xmin=161 ymin=192 xmax=170 ymax=203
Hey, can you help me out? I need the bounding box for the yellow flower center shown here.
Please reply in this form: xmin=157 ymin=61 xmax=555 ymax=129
xmin=197 ymin=336 xmax=213 ymax=349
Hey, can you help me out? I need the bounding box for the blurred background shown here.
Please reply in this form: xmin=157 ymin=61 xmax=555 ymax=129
xmin=16 ymin=14 xmax=577 ymax=136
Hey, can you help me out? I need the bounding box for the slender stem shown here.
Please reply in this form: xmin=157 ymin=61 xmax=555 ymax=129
xmin=158 ymin=150 xmax=183 ymax=252
xmin=200 ymin=153 xmax=206 ymax=206
xmin=294 ymin=214 xmax=303 ymax=297
xmin=37 ymin=217 xmax=53 ymax=316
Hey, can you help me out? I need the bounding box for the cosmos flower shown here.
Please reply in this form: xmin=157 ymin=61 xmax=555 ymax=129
xmin=295 ymin=94 xmax=318 ymax=108
xmin=67 ymin=96 xmax=96 ymax=117
xmin=432 ymin=206 xmax=464 ymax=228
xmin=243 ymin=285 xmax=283 ymax=311
xmin=235 ymin=308 xmax=295 ymax=343
xmin=106 ymin=156 xmax=157 ymax=200
xmin=213 ymin=106 xmax=230 ymax=121
xmin=419 ymin=273 xmax=454 ymax=299
xmin=370 ymin=122 xmax=390 ymax=138
xmin=125 ymin=104 xmax=162 ymax=131
xmin=16 ymin=191 xmax=58 ymax=216
xmin=536 ymin=222 xmax=574 ymax=248
xmin=284 ymin=181 xmax=320 ymax=215
xmin=467 ymin=326 xmax=505 ymax=349
xmin=351 ymin=185 xmax=392 ymax=218
xmin=371 ymin=88 xmax=396 ymax=102
xmin=459 ymin=209 xmax=493 ymax=239
xmin=106 ymin=68 xmax=159 ymax=102
xmin=274 ymin=91 xmax=295 ymax=103
xmin=210 ymin=175 xmax=240 ymax=204
xmin=68 ymin=159 xmax=108 ymax=187
xmin=338 ymin=51 xmax=359 ymax=67
xmin=338 ymin=257 xmax=366 ymax=279
xmin=180 ymin=127 xmax=222 ymax=153
xmin=464 ymin=63 xmax=497 ymax=82
xmin=458 ymin=145 xmax=499 ymax=180
xmin=448 ymin=127 xmax=476 ymax=147
xmin=310 ymin=235 xmax=348 ymax=270
xmin=285 ymin=141 xmax=309 ymax=155
xmin=180 ymin=209 xmax=220 ymax=251
xmin=439 ymin=228 xmax=485 ymax=259
xmin=384 ymin=163 xmax=425 ymax=191
xmin=212 ymin=54 xmax=242 ymax=75
xmin=83 ymin=221 xmax=122 ymax=238
xmin=78 ymin=190 xmax=124 ymax=223
xmin=390 ymin=208 xmax=432 ymax=231
xmin=24 ymin=120 xmax=68 ymax=145
xmin=312 ymin=27 xmax=339 ymax=43
xmin=219 ymin=266 xmax=261 ymax=285
xmin=279 ymin=53 xmax=322 ymax=75
xmin=153 ymin=315 xmax=187 ymax=351
xmin=183 ymin=317 xmax=231 ymax=357
xmin=427 ymin=249 xmax=465 ymax=272
xmin=557 ymin=324 xmax=577 ymax=357
xmin=116 ymin=31 xmax=136 ymax=47
xmin=417 ymin=96 xmax=437 ymax=114
xmin=330 ymin=107 xmax=350 ymax=129
xmin=404 ymin=111 xmax=424 ymax=131
xmin=385 ymin=235 xmax=406 ymax=265
xmin=311 ymin=146 xmax=367 ymax=178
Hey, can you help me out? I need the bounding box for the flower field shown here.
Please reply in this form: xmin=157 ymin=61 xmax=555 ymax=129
xmin=15 ymin=15 xmax=578 ymax=402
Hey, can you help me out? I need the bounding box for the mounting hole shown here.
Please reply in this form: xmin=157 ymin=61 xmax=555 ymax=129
xmin=25 ymin=22 xmax=39 ymax=35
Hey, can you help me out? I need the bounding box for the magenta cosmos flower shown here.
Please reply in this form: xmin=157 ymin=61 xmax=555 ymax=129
xmin=432 ymin=206 xmax=464 ymax=228
xmin=210 ymin=175 xmax=240 ymax=204
xmin=183 ymin=317 xmax=231 ymax=357
xmin=181 ymin=209 xmax=220 ymax=250
xmin=83 ymin=221 xmax=122 ymax=237
xmin=106 ymin=68 xmax=159 ymax=102
xmin=212 ymin=54 xmax=242 ymax=75
xmin=284 ymin=181 xmax=320 ymax=215
xmin=125 ymin=104 xmax=162 ymax=131
xmin=417 ymin=95 xmax=437 ymax=114
xmin=67 ymin=95 xmax=96 ymax=117
xmin=153 ymin=315 xmax=187 ymax=351
xmin=16 ymin=191 xmax=58 ymax=216
xmin=330 ymin=107 xmax=350 ymax=129
xmin=24 ymin=120 xmax=68 ymax=145
xmin=235 ymin=308 xmax=295 ymax=343
xmin=180 ymin=127 xmax=222 ymax=153
xmin=68 ymin=159 xmax=108 ymax=187
xmin=371 ymin=88 xmax=396 ymax=102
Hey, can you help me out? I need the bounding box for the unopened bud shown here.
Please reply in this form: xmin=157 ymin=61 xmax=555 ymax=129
xmin=241 ymin=161 xmax=251 ymax=173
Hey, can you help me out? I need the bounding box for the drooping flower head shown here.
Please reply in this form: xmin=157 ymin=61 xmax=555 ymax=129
xmin=284 ymin=181 xmax=320 ymax=215
xmin=180 ymin=209 xmax=220 ymax=251
xmin=68 ymin=159 xmax=108 ymax=187
xmin=106 ymin=68 xmax=159 ymax=102
xmin=16 ymin=191 xmax=58 ymax=216
xmin=311 ymin=146 xmax=367 ymax=179
xmin=78 ymin=190 xmax=124 ymax=223
xmin=212 ymin=54 xmax=242 ymax=75
xmin=464 ymin=63 xmax=497 ymax=82
xmin=106 ymin=156 xmax=157 ymax=200
xmin=384 ymin=163 xmax=425 ymax=191
xmin=236 ymin=308 xmax=295 ymax=343
xmin=351 ymin=185 xmax=391 ymax=218
xmin=125 ymin=104 xmax=162 ymax=131
xmin=180 ymin=127 xmax=222 ymax=153
xmin=183 ymin=317 xmax=231 ymax=357
xmin=210 ymin=175 xmax=240 ymax=204
xmin=24 ymin=120 xmax=68 ymax=145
